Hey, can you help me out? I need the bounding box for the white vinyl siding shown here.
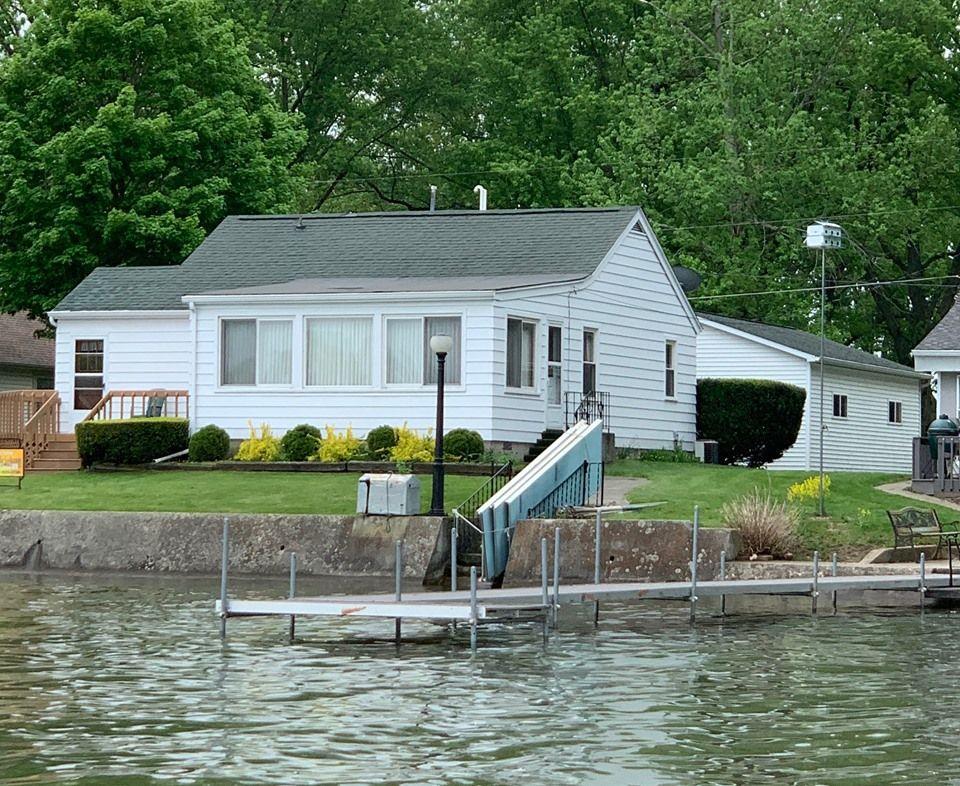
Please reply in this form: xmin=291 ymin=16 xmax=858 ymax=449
xmin=698 ymin=321 xmax=921 ymax=472
xmin=54 ymin=314 xmax=193 ymax=430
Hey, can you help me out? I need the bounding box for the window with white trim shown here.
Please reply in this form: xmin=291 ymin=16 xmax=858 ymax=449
xmin=506 ymin=317 xmax=537 ymax=390
xmin=582 ymin=329 xmax=597 ymax=394
xmin=384 ymin=316 xmax=462 ymax=386
xmin=665 ymin=340 xmax=677 ymax=398
xmin=888 ymin=400 xmax=902 ymax=424
xmin=833 ymin=394 xmax=848 ymax=418
xmin=221 ymin=319 xmax=292 ymax=386
xmin=74 ymin=339 xmax=104 ymax=409
xmin=305 ymin=317 xmax=372 ymax=386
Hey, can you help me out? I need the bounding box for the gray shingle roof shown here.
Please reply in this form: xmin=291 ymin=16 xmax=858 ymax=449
xmin=699 ymin=312 xmax=922 ymax=377
xmin=915 ymin=298 xmax=960 ymax=351
xmin=54 ymin=207 xmax=639 ymax=312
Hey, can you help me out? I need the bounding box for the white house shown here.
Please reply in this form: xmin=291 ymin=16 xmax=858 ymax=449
xmin=913 ymin=296 xmax=960 ymax=418
xmin=697 ymin=313 xmax=925 ymax=472
xmin=49 ymin=207 xmax=700 ymax=453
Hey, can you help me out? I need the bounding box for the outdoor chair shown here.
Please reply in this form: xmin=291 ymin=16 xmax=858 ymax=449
xmin=887 ymin=507 xmax=960 ymax=558
xmin=143 ymin=396 xmax=166 ymax=418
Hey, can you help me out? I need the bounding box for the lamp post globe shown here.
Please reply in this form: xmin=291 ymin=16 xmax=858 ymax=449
xmin=428 ymin=335 xmax=452 ymax=516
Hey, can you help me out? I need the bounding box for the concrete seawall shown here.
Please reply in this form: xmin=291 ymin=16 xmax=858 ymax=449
xmin=503 ymin=518 xmax=741 ymax=586
xmin=0 ymin=510 xmax=450 ymax=583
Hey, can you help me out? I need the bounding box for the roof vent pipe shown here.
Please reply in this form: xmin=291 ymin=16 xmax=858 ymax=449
xmin=295 ymin=215 xmax=305 ymax=230
xmin=429 ymin=184 xmax=437 ymax=212
xmin=473 ymin=184 xmax=488 ymax=211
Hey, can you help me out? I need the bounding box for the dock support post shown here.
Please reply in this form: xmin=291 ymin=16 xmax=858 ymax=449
xmin=593 ymin=508 xmax=602 ymax=625
xmin=811 ymin=551 xmax=820 ymax=615
xmin=469 ymin=566 xmax=478 ymax=652
xmin=831 ymin=552 xmax=838 ymax=615
xmin=689 ymin=506 xmax=699 ymax=622
xmin=395 ymin=540 xmax=403 ymax=646
xmin=552 ymin=527 xmax=561 ymax=628
xmin=541 ymin=537 xmax=550 ymax=645
xmin=219 ymin=518 xmax=229 ymax=639
xmin=919 ymin=552 xmax=926 ymax=611
xmin=450 ymin=526 xmax=458 ymax=592
xmin=288 ymin=551 xmax=297 ymax=641
xmin=719 ymin=550 xmax=726 ymax=617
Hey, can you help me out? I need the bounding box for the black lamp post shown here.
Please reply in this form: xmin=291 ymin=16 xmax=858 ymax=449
xmin=428 ymin=334 xmax=453 ymax=516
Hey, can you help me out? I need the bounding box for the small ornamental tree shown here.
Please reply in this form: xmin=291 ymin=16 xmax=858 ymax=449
xmin=696 ymin=379 xmax=806 ymax=467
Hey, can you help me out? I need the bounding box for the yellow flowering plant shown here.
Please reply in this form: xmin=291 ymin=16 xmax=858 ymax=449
xmin=313 ymin=425 xmax=366 ymax=463
xmin=234 ymin=422 xmax=282 ymax=462
xmin=389 ymin=424 xmax=434 ymax=463
xmin=787 ymin=474 xmax=830 ymax=504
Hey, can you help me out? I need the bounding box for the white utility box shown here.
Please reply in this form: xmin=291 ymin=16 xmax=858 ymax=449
xmin=356 ymin=473 xmax=421 ymax=516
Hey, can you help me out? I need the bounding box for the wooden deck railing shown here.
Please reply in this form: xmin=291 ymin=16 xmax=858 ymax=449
xmin=21 ymin=393 xmax=61 ymax=467
xmin=81 ymin=390 xmax=190 ymax=422
xmin=913 ymin=436 xmax=960 ymax=495
xmin=0 ymin=390 xmax=57 ymax=443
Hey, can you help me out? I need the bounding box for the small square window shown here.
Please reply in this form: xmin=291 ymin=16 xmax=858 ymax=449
xmin=833 ymin=394 xmax=848 ymax=418
xmin=888 ymin=401 xmax=902 ymax=424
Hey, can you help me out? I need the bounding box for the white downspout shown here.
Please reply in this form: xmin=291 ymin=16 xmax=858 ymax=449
xmin=189 ymin=301 xmax=198 ymax=432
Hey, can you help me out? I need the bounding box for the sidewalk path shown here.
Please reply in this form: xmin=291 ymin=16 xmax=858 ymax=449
xmin=603 ymin=476 xmax=649 ymax=506
xmin=875 ymin=480 xmax=960 ymax=511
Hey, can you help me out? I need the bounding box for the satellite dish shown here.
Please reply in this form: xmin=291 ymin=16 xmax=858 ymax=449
xmin=673 ymin=265 xmax=702 ymax=294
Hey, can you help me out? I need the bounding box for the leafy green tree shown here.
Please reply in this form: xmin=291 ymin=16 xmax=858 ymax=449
xmin=0 ymin=0 xmax=305 ymax=318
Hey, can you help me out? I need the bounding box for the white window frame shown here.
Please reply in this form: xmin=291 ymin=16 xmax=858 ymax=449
xmin=833 ymin=393 xmax=848 ymax=419
xmin=582 ymin=328 xmax=598 ymax=395
xmin=505 ymin=316 xmax=539 ymax=393
xmin=664 ymin=339 xmax=677 ymax=400
xmin=381 ymin=314 xmax=465 ymax=390
xmin=303 ymin=315 xmax=375 ymax=390
xmin=547 ymin=324 xmax=563 ymax=407
xmin=888 ymin=400 xmax=903 ymax=425
xmin=218 ymin=317 xmax=295 ymax=390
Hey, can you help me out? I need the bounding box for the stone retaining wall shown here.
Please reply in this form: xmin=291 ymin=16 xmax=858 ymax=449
xmin=0 ymin=510 xmax=450 ymax=583
xmin=502 ymin=518 xmax=741 ymax=586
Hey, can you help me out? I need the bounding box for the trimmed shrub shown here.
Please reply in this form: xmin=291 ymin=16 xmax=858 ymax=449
xmin=76 ymin=417 xmax=189 ymax=467
xmin=188 ymin=424 xmax=230 ymax=462
xmin=314 ymin=426 xmax=366 ymax=463
xmin=280 ymin=424 xmax=322 ymax=461
xmin=235 ymin=422 xmax=282 ymax=462
xmin=444 ymin=428 xmax=484 ymax=461
xmin=366 ymin=425 xmax=398 ymax=460
xmin=721 ymin=490 xmax=799 ymax=559
xmin=697 ymin=378 xmax=806 ymax=467
xmin=390 ymin=424 xmax=434 ymax=463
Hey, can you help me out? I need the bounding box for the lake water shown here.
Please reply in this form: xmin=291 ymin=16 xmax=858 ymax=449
xmin=1 ymin=571 xmax=959 ymax=785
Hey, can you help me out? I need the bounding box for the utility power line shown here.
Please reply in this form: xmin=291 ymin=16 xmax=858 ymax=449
xmin=688 ymin=274 xmax=960 ymax=301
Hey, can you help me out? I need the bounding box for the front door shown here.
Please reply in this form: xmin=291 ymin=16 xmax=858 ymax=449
xmin=546 ymin=325 xmax=563 ymax=428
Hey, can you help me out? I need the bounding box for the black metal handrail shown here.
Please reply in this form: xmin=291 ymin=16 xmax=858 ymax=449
xmin=452 ymin=461 xmax=514 ymax=521
xmin=565 ymin=391 xmax=610 ymax=431
xmin=526 ymin=461 xmax=604 ymax=518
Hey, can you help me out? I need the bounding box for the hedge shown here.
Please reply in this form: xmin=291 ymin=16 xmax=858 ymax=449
xmin=444 ymin=428 xmax=485 ymax=461
xmin=189 ymin=424 xmax=231 ymax=462
xmin=696 ymin=379 xmax=806 ymax=467
xmin=280 ymin=424 xmax=322 ymax=461
xmin=76 ymin=418 xmax=190 ymax=467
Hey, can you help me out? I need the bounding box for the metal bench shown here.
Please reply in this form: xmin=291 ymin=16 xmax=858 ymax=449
xmin=887 ymin=507 xmax=959 ymax=558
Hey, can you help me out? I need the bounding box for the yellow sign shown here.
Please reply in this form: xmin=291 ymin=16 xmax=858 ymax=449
xmin=0 ymin=449 xmax=24 ymax=488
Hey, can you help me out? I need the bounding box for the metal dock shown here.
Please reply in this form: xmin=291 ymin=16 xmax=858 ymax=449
xmin=215 ymin=507 xmax=949 ymax=650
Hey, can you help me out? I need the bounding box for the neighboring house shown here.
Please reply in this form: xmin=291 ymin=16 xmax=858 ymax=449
xmin=49 ymin=207 xmax=700 ymax=452
xmin=913 ymin=296 xmax=960 ymax=418
xmin=0 ymin=312 xmax=55 ymax=391
xmin=697 ymin=313 xmax=925 ymax=472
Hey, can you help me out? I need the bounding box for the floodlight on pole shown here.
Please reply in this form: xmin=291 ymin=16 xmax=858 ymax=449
xmin=805 ymin=220 xmax=843 ymax=517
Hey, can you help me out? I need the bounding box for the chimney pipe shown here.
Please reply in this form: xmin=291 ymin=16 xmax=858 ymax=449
xmin=429 ymin=184 xmax=437 ymax=212
xmin=473 ymin=184 xmax=488 ymax=211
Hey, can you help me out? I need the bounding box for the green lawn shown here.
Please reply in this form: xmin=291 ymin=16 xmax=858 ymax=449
xmin=0 ymin=470 xmax=487 ymax=515
xmin=609 ymin=460 xmax=959 ymax=556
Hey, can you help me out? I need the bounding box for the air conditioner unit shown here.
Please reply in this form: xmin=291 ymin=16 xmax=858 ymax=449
xmin=357 ymin=474 xmax=421 ymax=516
xmin=695 ymin=439 xmax=720 ymax=464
